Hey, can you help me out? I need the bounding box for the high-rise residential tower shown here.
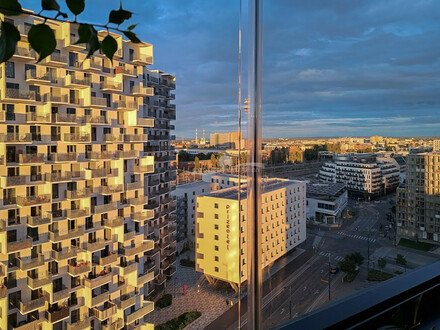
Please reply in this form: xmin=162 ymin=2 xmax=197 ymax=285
xmin=397 ymin=153 xmax=440 ymax=244
xmin=0 ymin=11 xmax=176 ymax=330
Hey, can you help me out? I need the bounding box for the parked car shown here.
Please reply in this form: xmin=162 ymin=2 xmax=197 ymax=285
xmin=330 ymin=265 xmax=339 ymax=274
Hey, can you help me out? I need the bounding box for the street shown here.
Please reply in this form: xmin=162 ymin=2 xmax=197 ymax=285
xmin=207 ymin=194 xmax=440 ymax=330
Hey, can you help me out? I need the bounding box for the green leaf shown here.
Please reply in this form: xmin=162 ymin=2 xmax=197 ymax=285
xmin=65 ymin=0 xmax=85 ymax=16
xmin=86 ymin=25 xmax=100 ymax=58
xmin=108 ymin=5 xmax=132 ymax=25
xmin=101 ymin=35 xmax=118 ymax=62
xmin=42 ymin=0 xmax=60 ymax=11
xmin=0 ymin=21 xmax=20 ymax=63
xmin=123 ymin=30 xmax=141 ymax=43
xmin=75 ymin=23 xmax=91 ymax=44
xmin=127 ymin=24 xmax=137 ymax=31
xmin=28 ymin=24 xmax=56 ymax=62
xmin=0 ymin=0 xmax=22 ymax=16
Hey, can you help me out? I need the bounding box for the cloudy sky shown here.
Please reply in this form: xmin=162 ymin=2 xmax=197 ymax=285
xmin=21 ymin=0 xmax=440 ymax=138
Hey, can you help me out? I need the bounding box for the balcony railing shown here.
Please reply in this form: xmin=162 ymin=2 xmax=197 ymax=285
xmin=92 ymin=201 xmax=118 ymax=214
xmin=45 ymin=172 xmax=72 ymax=182
xmin=19 ymin=296 xmax=45 ymax=314
xmin=66 ymin=188 xmax=93 ymax=200
xmin=93 ymin=302 xmax=117 ymax=320
xmin=116 ymin=293 xmax=136 ymax=310
xmin=50 ymin=226 xmax=85 ymax=242
xmin=131 ymin=85 xmax=154 ymax=96
xmin=90 ymin=168 xmax=118 ymax=178
xmin=121 ymin=240 xmax=154 ymax=257
xmin=16 ymin=194 xmax=51 ymax=207
xmin=46 ymin=306 xmax=70 ymax=323
xmin=66 ymin=208 xmax=90 ymax=219
xmin=103 ymin=217 xmax=124 ymax=228
xmin=126 ymin=301 xmax=154 ymax=324
xmin=18 ymin=254 xmax=45 ymax=271
xmin=25 ymin=69 xmax=50 ymax=82
xmin=91 ymin=290 xmax=110 ymax=307
xmin=84 ymin=239 xmax=108 ymax=253
xmin=52 ymin=246 xmax=81 ymax=261
xmin=133 ymin=164 xmax=155 ymax=173
xmin=89 ymin=151 xmax=119 ymax=160
xmin=27 ymin=273 xmax=52 ymax=289
xmin=98 ymin=253 xmax=118 ymax=266
xmin=137 ymin=117 xmax=155 ymax=127
xmin=18 ymin=153 xmax=45 ymax=164
xmin=64 ymin=133 xmax=90 ymax=142
xmin=118 ymin=261 xmax=138 ymax=277
xmin=125 ymin=181 xmax=143 ymax=191
xmin=114 ymin=100 xmax=138 ymax=110
xmin=118 ymin=150 xmax=139 ymax=158
xmin=27 ymin=214 xmax=52 ymax=227
xmin=68 ymin=262 xmax=91 ymax=276
xmin=66 ymin=316 xmax=91 ymax=330
xmin=100 ymin=81 xmax=122 ymax=91
xmin=104 ymin=134 xmax=123 ymax=142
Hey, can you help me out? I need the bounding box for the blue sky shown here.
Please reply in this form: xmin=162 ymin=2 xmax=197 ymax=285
xmin=20 ymin=0 xmax=440 ymax=138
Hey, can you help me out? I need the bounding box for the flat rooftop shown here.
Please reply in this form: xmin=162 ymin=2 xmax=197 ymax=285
xmin=307 ymin=182 xmax=346 ymax=198
xmin=206 ymin=179 xmax=303 ymax=200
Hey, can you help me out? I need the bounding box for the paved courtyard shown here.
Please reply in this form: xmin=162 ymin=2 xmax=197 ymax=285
xmin=145 ymin=252 xmax=238 ymax=329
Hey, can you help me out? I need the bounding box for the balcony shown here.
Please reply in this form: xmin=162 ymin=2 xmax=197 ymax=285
xmin=68 ymin=262 xmax=91 ymax=276
xmin=45 ymin=172 xmax=72 ymax=182
xmin=1 ymin=132 xmax=32 ymax=143
xmin=129 ymin=196 xmax=148 ymax=206
xmin=132 ymin=210 xmax=155 ymax=222
xmin=1 ymin=175 xmax=27 ymax=186
xmin=133 ymin=164 xmax=155 ymax=173
xmin=136 ymin=117 xmax=155 ymax=127
xmin=93 ymin=302 xmax=117 ymax=320
xmin=104 ymin=134 xmax=124 ymax=142
xmin=98 ymin=253 xmax=118 ymax=266
xmin=18 ymin=153 xmax=45 ymax=164
xmin=46 ymin=93 xmax=68 ymax=104
xmin=131 ymin=85 xmax=154 ymax=96
xmin=103 ymin=217 xmax=124 ymax=228
xmin=165 ymin=265 xmax=176 ymax=277
xmin=43 ymin=52 xmax=68 ymax=66
xmin=124 ymin=134 xmax=148 ymax=142
xmin=48 ymin=153 xmax=77 ymax=162
xmin=129 ymin=271 xmax=154 ymax=287
xmin=121 ymin=240 xmax=154 ymax=257
xmin=130 ymin=50 xmax=153 ymax=66
xmin=51 ymin=285 xmax=70 ymax=303
xmin=89 ymin=151 xmax=119 ymax=160
xmin=116 ymin=293 xmax=136 ymax=310
xmin=52 ymin=113 xmax=78 ymax=124
xmin=101 ymin=185 xmax=124 ymax=195
xmin=82 ymin=58 xmax=102 ymax=71
xmin=18 ymin=254 xmax=45 ymax=271
xmin=11 ymin=317 xmax=43 ymax=330
xmin=83 ymin=114 xmax=108 ymax=124
xmin=84 ymin=239 xmax=108 ymax=253
xmin=26 ymin=112 xmax=51 ymax=123
xmin=47 ymin=306 xmax=70 ymax=323
xmin=50 ymin=226 xmax=85 ymax=242
xmin=12 ymin=46 xmax=35 ymax=61
xmin=118 ymin=150 xmax=139 ymax=158
xmin=89 ymin=96 xmax=108 ymax=108
xmin=90 ymin=168 xmax=118 ymax=178
xmin=19 ymin=296 xmax=45 ymax=314
xmin=66 ymin=188 xmax=93 ymax=200
xmin=25 ymin=69 xmax=51 ymax=84
xmin=52 ymin=246 xmax=81 ymax=261
xmin=124 ymin=231 xmax=136 ymax=241
xmin=114 ymin=100 xmax=138 ymax=111
xmin=66 ymin=316 xmax=91 ymax=330
xmin=93 ymin=201 xmax=118 ymax=215
xmin=100 ymin=80 xmax=123 ymax=92
xmin=64 ymin=133 xmax=90 ymax=142
xmin=153 ymin=274 xmax=167 ymax=286
xmin=65 ymin=75 xmax=91 ymax=88
xmin=118 ymin=261 xmax=138 ymax=277
xmin=125 ymin=301 xmax=154 ymax=324
xmin=28 ymin=273 xmax=52 ymax=289
xmin=125 ymin=181 xmax=143 ymax=191
xmin=8 ymin=237 xmax=32 ymax=253
xmin=102 ymin=318 xmax=124 ymax=330
xmin=91 ymin=290 xmax=110 ymax=307
xmin=66 ymin=208 xmax=90 ymax=219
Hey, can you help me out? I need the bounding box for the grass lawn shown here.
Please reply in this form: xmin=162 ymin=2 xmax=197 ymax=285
xmin=367 ymin=269 xmax=395 ymax=281
xmin=155 ymin=311 xmax=201 ymax=330
xmin=343 ymin=270 xmax=359 ymax=283
xmin=398 ymin=238 xmax=435 ymax=251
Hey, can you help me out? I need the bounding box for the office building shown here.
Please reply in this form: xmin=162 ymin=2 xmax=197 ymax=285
xmin=195 ymin=179 xmax=306 ymax=288
xmin=397 ymin=153 xmax=440 ymax=244
xmin=0 ymin=12 xmax=176 ymax=329
xmin=209 ymin=132 xmax=242 ymax=149
xmin=306 ymin=182 xmax=348 ymax=226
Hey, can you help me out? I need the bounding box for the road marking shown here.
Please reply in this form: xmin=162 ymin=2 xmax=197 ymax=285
xmin=337 ymin=231 xmax=376 ymax=243
xmin=320 ymin=279 xmax=328 ymax=283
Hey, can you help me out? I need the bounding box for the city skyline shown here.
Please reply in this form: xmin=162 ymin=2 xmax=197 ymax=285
xmin=19 ymin=0 xmax=440 ymax=138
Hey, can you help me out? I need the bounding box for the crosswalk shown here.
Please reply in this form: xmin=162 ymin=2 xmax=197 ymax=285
xmin=337 ymin=231 xmax=377 ymax=243
xmin=318 ymin=251 xmax=344 ymax=261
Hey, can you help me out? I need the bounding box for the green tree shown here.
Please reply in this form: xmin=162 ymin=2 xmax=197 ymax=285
xmin=350 ymin=252 xmax=364 ymax=266
xmin=210 ymin=153 xmax=217 ymax=168
xmin=240 ymin=152 xmax=247 ymax=165
xmin=378 ymin=257 xmax=386 ymax=269
xmin=0 ymin=0 xmax=140 ymax=64
xmin=396 ymin=254 xmax=407 ymax=272
xmin=194 ymin=157 xmax=200 ymax=170
xmin=339 ymin=257 xmax=356 ymax=274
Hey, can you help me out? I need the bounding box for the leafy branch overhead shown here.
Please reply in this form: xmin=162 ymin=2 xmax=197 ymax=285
xmin=0 ymin=0 xmax=142 ymax=64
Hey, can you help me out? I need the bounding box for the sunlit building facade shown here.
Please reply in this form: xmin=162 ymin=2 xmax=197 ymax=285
xmin=195 ymin=179 xmax=306 ymax=289
xmin=0 ymin=12 xmax=176 ymax=330
xmin=397 ymin=153 xmax=440 ymax=244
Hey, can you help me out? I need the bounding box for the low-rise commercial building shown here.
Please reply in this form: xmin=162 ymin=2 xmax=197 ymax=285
xmin=306 ymin=182 xmax=348 ymax=226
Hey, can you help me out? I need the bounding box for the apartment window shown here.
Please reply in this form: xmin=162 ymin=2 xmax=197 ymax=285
xmin=214 ymin=224 xmax=219 ymax=230
xmin=214 ymin=267 xmax=219 ymax=272
xmin=5 ymin=62 xmax=15 ymax=78
xmin=214 ymin=245 xmax=219 ymax=251
xmin=214 ymin=235 xmax=219 ymax=240
xmin=214 ymin=256 xmax=219 ymax=262
xmin=214 ymin=203 xmax=219 ymax=208
xmin=214 ymin=214 xmax=219 ymax=219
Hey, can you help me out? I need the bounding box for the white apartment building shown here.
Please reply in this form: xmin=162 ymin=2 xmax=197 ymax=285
xmin=173 ymin=181 xmax=211 ymax=251
xmin=319 ymin=154 xmax=399 ymax=198
xmin=0 ymin=11 xmax=176 ymax=330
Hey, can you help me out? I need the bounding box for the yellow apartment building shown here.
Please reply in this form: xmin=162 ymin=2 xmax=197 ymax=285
xmin=0 ymin=10 xmax=176 ymax=330
xmin=195 ymin=179 xmax=306 ymax=289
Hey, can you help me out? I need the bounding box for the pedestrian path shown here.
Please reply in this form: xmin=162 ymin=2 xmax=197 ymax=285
xmin=337 ymin=231 xmax=376 ymax=242
xmin=318 ymin=251 xmax=344 ymax=262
